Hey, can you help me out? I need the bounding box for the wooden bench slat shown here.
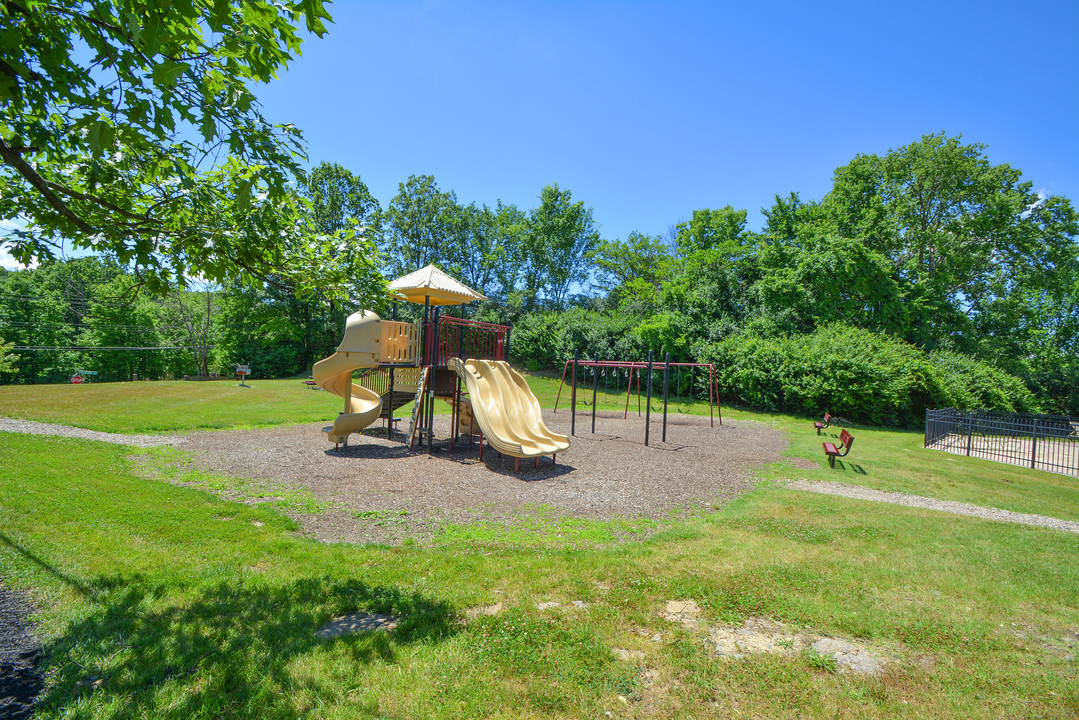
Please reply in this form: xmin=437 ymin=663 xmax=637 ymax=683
xmin=813 ymin=412 xmax=833 ymax=435
xmin=822 ymin=429 xmax=854 ymax=467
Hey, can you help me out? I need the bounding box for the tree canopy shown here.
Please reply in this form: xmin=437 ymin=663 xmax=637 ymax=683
xmin=0 ymin=0 xmax=377 ymax=298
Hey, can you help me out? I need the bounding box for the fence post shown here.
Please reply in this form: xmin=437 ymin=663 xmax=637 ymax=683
xmin=1031 ymin=418 xmax=1038 ymax=470
xmin=966 ymin=410 xmax=973 ymax=456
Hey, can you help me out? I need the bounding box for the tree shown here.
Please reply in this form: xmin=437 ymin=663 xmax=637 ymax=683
xmin=444 ymin=202 xmax=501 ymax=299
xmin=80 ymin=275 xmax=167 ymax=380
xmin=0 ymin=339 xmax=16 ymax=379
xmin=301 ymin=161 xmax=382 ymax=243
xmin=0 ymin=265 xmax=76 ymax=382
xmin=212 ymin=279 xmax=349 ymax=378
xmin=674 ymin=206 xmax=756 ymax=259
xmin=523 ymin=184 xmax=600 ymax=309
xmin=383 ymin=175 xmax=459 ymax=278
xmin=293 ymin=160 xmax=383 ymax=327
xmin=588 ymin=231 xmax=674 ymax=309
xmin=590 ymin=231 xmax=674 ymax=292
xmin=756 ymin=234 xmax=909 ymax=336
xmin=159 ymin=285 xmax=217 ymax=377
xmin=487 ymin=201 xmax=528 ymax=306
xmin=823 ymin=133 xmax=1079 ymax=351
xmin=0 ymin=0 xmax=376 ymax=297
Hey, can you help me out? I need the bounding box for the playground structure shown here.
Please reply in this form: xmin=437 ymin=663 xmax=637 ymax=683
xmin=313 ymin=265 xmax=568 ymax=468
xmin=553 ymin=352 xmax=721 ymax=445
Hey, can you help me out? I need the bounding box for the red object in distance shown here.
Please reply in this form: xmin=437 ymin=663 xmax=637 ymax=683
xmin=71 ymin=375 xmax=84 ymax=384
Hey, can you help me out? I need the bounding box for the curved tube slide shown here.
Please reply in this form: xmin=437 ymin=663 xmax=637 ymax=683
xmin=313 ymin=311 xmax=383 ymax=445
xmin=449 ymin=358 xmax=569 ymax=459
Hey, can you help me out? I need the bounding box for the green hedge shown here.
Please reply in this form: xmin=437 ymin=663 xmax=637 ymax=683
xmin=699 ymin=324 xmax=1037 ymax=427
xmin=510 ymin=308 xmax=645 ymax=371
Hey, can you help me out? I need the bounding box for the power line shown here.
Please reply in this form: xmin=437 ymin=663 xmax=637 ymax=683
xmin=0 ymin=291 xmax=214 ymax=305
xmin=13 ymin=346 xmax=214 ymax=351
xmin=2 ymin=320 xmax=184 ymax=331
xmin=0 ymin=292 xmax=133 ymax=305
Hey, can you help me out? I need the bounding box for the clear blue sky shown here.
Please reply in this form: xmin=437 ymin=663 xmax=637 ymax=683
xmin=1 ymin=0 xmax=1075 ymax=272
xmin=252 ymin=0 xmax=1079 ymax=240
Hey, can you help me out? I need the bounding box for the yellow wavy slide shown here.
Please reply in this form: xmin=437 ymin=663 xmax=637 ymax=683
xmin=449 ymin=358 xmax=570 ymax=459
xmin=313 ymin=311 xmax=384 ymax=446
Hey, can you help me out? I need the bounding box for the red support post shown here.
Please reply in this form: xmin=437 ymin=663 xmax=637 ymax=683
xmin=637 ymin=371 xmax=642 ymax=417
xmin=709 ymin=365 xmax=714 ymax=428
xmin=553 ymin=360 xmax=571 ymax=412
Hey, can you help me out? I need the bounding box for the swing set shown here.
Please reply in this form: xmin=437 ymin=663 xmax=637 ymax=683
xmin=552 ymin=351 xmax=721 ymax=446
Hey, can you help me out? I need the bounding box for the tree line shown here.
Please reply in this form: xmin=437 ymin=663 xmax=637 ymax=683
xmin=0 ymin=166 xmax=602 ymax=384
xmin=3 ymin=133 xmax=1078 ymax=425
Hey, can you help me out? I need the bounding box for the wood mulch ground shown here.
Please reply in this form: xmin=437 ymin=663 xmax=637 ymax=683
xmin=175 ymin=410 xmax=787 ymax=545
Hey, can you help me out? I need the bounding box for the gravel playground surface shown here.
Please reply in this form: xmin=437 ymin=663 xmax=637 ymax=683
xmin=175 ymin=410 xmax=785 ymax=545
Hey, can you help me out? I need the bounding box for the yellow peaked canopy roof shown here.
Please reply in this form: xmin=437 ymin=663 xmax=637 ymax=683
xmin=387 ymin=264 xmax=487 ymax=306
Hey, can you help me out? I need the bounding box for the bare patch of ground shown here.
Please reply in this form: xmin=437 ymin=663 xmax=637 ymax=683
xmin=173 ymin=410 xmax=785 ymax=545
xmin=662 ymin=601 xmax=889 ymax=676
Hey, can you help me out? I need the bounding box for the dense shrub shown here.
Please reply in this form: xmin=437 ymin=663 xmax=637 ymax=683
xmin=700 ymin=324 xmax=1037 ymax=427
xmin=510 ymin=309 xmax=644 ymax=371
xmin=928 ymin=351 xmax=1037 ymax=414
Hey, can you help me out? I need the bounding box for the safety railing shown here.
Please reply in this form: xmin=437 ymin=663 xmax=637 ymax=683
xmin=380 ymin=320 xmax=421 ymax=365
xmin=924 ymin=408 xmax=1079 ymax=477
xmin=356 ymin=365 xmax=423 ymax=419
xmin=371 ymin=316 xmax=509 ymax=367
xmin=426 ymin=315 xmax=509 ymax=366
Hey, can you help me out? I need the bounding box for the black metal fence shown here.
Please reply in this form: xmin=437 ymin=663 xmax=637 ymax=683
xmin=924 ymin=408 xmax=1079 ymax=477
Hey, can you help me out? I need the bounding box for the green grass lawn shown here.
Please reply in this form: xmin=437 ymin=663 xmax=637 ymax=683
xmin=1 ymin=376 xmax=1077 ymax=718
xmin=0 ymin=377 xmax=345 ymax=433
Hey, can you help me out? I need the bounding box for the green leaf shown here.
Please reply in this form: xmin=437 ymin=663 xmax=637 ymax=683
xmin=151 ymin=60 xmax=189 ymax=88
xmin=209 ymin=0 xmax=231 ymax=32
xmin=236 ymin=179 xmax=251 ymax=213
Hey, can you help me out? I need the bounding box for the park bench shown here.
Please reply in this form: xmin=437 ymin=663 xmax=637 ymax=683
xmin=823 ymin=428 xmax=855 ymax=468
xmin=813 ymin=412 xmax=834 ymax=435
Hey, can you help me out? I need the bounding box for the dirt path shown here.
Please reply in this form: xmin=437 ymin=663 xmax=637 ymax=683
xmin=789 ymin=480 xmax=1079 ymax=534
xmin=0 ymin=417 xmax=184 ymax=447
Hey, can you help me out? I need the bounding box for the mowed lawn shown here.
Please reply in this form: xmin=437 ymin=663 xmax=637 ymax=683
xmin=0 ymin=377 xmax=342 ymax=433
xmin=1 ymin=377 xmax=1077 ymax=719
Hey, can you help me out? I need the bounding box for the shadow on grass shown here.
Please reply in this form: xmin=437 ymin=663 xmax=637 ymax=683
xmin=40 ymin=574 xmax=456 ymax=718
xmin=831 ymin=460 xmax=868 ymax=475
xmin=0 ymin=532 xmax=98 ymax=599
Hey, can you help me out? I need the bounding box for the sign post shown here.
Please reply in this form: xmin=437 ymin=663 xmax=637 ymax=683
xmin=71 ymin=370 xmax=96 ymax=384
xmin=236 ymin=364 xmax=250 ymax=387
